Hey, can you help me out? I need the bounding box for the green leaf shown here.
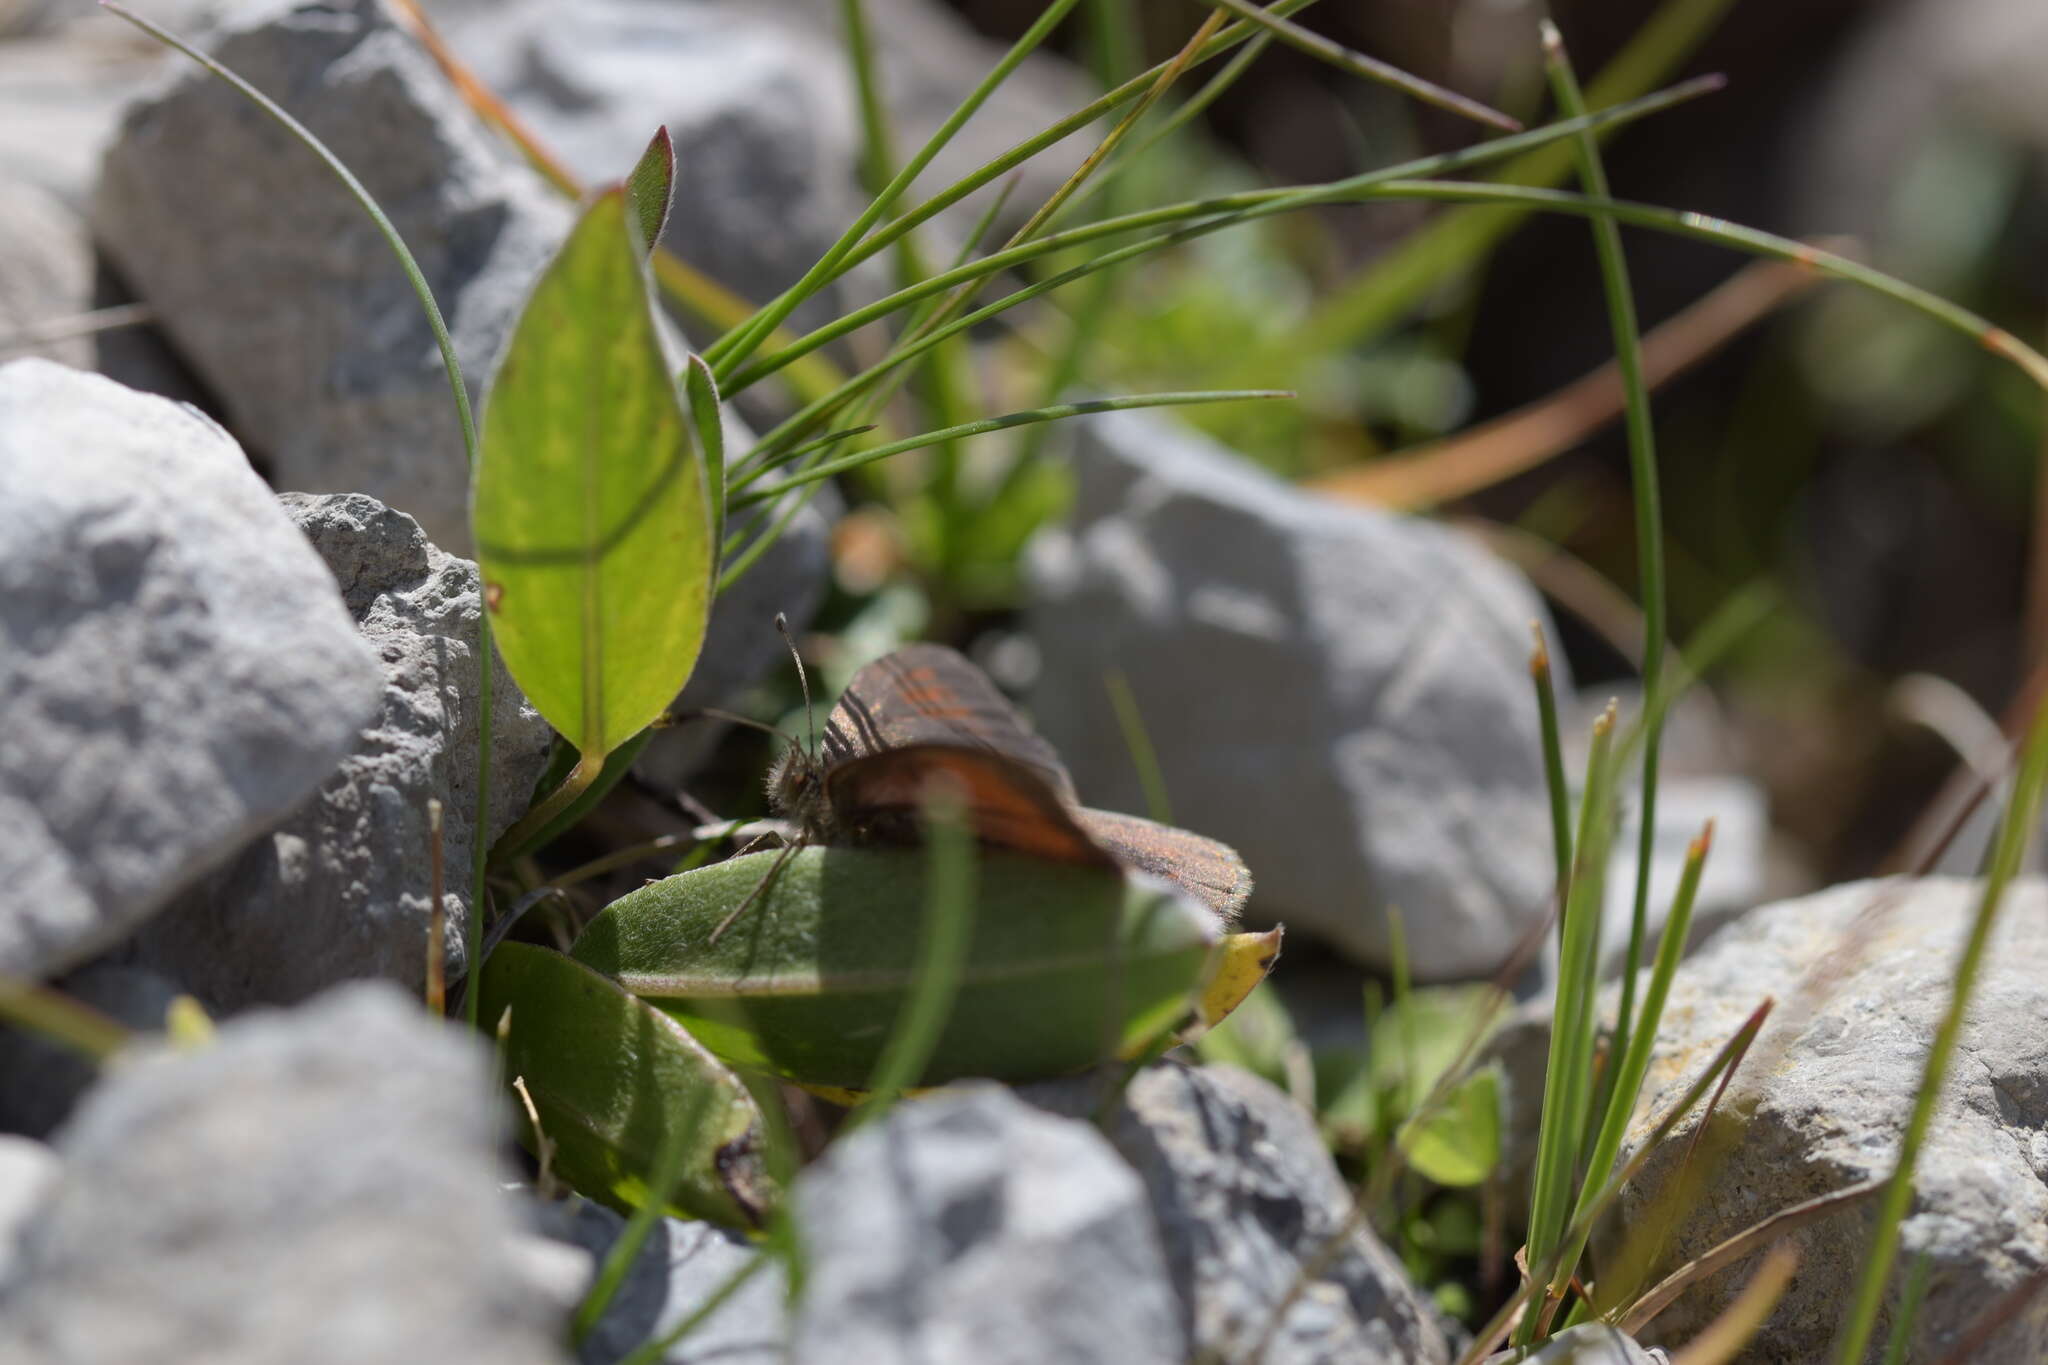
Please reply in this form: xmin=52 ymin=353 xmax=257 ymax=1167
xmin=477 ymin=941 xmax=776 ymax=1227
xmin=1396 ymin=1062 xmax=1503 ymax=1188
xmin=570 ymin=846 xmax=1218 ymax=1091
xmin=472 ymin=182 xmax=712 ymax=759
xmin=624 ymin=127 xmax=675 ymax=256
xmin=685 ymin=355 xmax=725 ymax=550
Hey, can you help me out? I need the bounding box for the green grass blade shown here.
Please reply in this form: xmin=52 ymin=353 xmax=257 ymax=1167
xmin=1296 ymin=0 xmax=1739 ymax=354
xmin=1530 ymin=626 xmax=1574 ymax=937
xmin=1458 ymin=998 xmax=1772 ymax=1365
xmin=1879 ymin=1253 xmax=1935 ymax=1365
xmin=1521 ymin=701 xmax=1620 ymax=1343
xmin=1105 ymin=668 xmax=1174 ymax=825
xmin=848 ymin=788 xmax=978 ymax=1122
xmin=727 ymin=391 xmax=1290 ymax=506
xmin=1554 ymin=820 xmax=1712 ymax=1298
xmin=100 ymin=1 xmax=500 ymax=1027
xmin=617 ymin=1252 xmax=772 ymax=1365
xmin=704 ymin=0 xmax=1088 ymax=374
xmin=1202 ymin=0 xmax=1519 ymax=132
xmin=1833 ymin=697 xmax=2048 ymax=1363
xmin=706 ymin=0 xmax=1327 ymax=378
xmin=1352 ymin=181 xmax=2048 ymax=390
xmin=723 ymin=80 xmax=1720 ymax=405
xmin=1540 ymin=18 xmax=1669 ymax=1130
xmin=473 ymin=181 xmax=713 ymax=764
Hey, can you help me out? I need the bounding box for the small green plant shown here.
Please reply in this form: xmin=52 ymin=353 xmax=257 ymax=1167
xmin=90 ymin=2 xmax=2048 ymax=1361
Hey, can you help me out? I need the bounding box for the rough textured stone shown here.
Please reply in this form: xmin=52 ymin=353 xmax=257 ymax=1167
xmin=0 ymin=359 xmax=382 ymax=979
xmin=1613 ymin=877 xmax=2048 ymax=1363
xmin=0 ymin=982 xmax=566 ymax=1364
xmin=442 ymin=0 xmax=865 ymax=334
xmin=440 ymin=0 xmax=1090 ymax=325
xmin=790 ymin=1082 xmax=1185 ymax=1365
xmin=0 ymin=1135 xmax=58 ymax=1290
xmin=529 ymin=1195 xmax=785 ymax=1365
xmin=0 ymin=963 xmax=179 ymax=1138
xmin=93 ymin=0 xmax=574 ymax=551
xmin=1485 ymin=1324 xmax=1669 ymax=1363
xmin=128 ymin=493 xmax=555 ymax=1011
xmin=1026 ymin=1061 xmax=1451 ymax=1365
xmin=1027 ymin=409 xmax=1562 ymax=978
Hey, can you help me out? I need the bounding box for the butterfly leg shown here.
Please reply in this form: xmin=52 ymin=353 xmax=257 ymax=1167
xmin=707 ymin=837 xmax=804 ymax=945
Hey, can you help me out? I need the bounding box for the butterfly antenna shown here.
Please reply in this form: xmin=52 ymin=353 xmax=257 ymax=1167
xmin=671 ymin=706 xmax=799 ymax=747
xmin=776 ymin=612 xmax=817 ymax=762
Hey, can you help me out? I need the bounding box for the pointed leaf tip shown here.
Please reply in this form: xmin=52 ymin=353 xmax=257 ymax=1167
xmin=625 ymin=127 xmax=676 ymax=256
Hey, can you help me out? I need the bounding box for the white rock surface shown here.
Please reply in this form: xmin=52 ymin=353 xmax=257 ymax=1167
xmin=1028 ymin=409 xmax=1564 ymax=978
xmin=0 ymin=359 xmax=382 ymax=979
xmin=530 ymin=1196 xmax=785 ymax=1365
xmin=93 ymin=0 xmax=573 ymax=552
xmin=0 ymin=982 xmax=567 ymax=1364
xmin=129 ymin=493 xmax=555 ymax=1009
xmin=1026 ymin=1062 xmax=1451 ymax=1365
xmin=790 ymin=1082 xmax=1186 ymax=1365
xmin=1614 ymin=877 xmax=2048 ymax=1362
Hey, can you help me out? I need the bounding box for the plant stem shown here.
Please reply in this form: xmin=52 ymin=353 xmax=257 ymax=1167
xmin=1542 ymin=15 xmax=1668 ymax=1157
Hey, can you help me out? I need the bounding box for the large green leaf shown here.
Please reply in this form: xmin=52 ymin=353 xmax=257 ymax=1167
xmin=472 ymin=131 xmax=710 ymax=759
xmin=570 ymin=847 xmax=1222 ymax=1091
xmin=477 ymin=941 xmax=776 ymax=1227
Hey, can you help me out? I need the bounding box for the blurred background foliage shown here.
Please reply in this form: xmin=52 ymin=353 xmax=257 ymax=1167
xmin=885 ymin=0 xmax=2048 ymax=889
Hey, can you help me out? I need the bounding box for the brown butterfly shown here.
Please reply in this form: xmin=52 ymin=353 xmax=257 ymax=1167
xmin=760 ymin=642 xmax=1251 ymax=922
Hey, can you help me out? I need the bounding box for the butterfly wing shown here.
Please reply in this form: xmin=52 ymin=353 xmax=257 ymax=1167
xmin=820 ymin=644 xmax=1077 ymax=803
xmin=824 ymin=745 xmax=1113 ymax=868
xmin=1074 ymin=808 xmax=1252 ymax=922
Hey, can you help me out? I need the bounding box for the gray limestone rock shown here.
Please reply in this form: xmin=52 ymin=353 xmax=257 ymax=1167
xmin=1027 ymin=409 xmax=1563 ymax=978
xmin=1026 ymin=1061 xmax=1451 ymax=1365
xmin=93 ymin=0 xmax=574 ymax=551
xmin=0 ymin=1135 xmax=57 ymax=1290
xmin=0 ymin=982 xmax=567 ymax=1364
xmin=528 ymin=1196 xmax=785 ymax=1365
xmin=439 ymin=0 xmax=1092 ymax=327
xmin=790 ymin=1081 xmax=1186 ymax=1365
xmin=1613 ymin=877 xmax=2048 ymax=1363
xmin=0 ymin=359 xmax=382 ymax=979
xmin=129 ymin=493 xmax=555 ymax=1010
xmin=1485 ymin=1324 xmax=1669 ymax=1363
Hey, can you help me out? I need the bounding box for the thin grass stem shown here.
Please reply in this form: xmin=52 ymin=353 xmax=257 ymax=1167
xmin=1452 ymin=999 xmax=1772 ymax=1364
xmin=1105 ymin=668 xmax=1174 ymax=824
xmin=1552 ymin=821 xmax=1713 ymax=1298
xmin=729 ymin=391 xmax=1289 ymax=506
xmin=847 ymin=786 xmax=978 ymax=1123
xmin=1530 ymin=625 xmax=1574 ymax=937
xmin=1544 ymin=21 xmax=1669 ymax=1123
xmin=1202 ymin=0 xmax=1520 ymax=131
xmin=725 ymin=81 xmax=1721 ymax=403
xmin=704 ymin=0 xmax=1092 ymax=374
xmin=1520 ymin=699 xmax=1619 ymax=1345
